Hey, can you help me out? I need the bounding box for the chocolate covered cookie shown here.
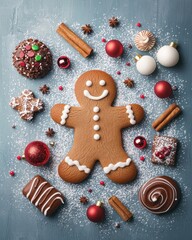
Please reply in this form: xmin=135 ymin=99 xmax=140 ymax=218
xmin=139 ymin=176 xmax=180 ymax=214
xmin=22 ymin=175 xmax=64 ymax=216
xmin=12 ymin=39 xmax=52 ymax=79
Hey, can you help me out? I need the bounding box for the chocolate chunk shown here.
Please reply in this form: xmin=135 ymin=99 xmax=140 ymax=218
xmin=12 ymin=39 xmax=52 ymax=79
xmin=22 ymin=175 xmax=64 ymax=216
xmin=151 ymin=135 xmax=178 ymax=166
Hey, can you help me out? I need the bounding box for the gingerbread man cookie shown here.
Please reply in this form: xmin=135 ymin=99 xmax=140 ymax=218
xmin=51 ymin=70 xmax=144 ymax=184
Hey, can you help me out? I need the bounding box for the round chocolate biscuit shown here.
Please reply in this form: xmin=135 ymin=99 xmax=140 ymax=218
xmin=139 ymin=176 xmax=180 ymax=214
xmin=12 ymin=39 xmax=52 ymax=79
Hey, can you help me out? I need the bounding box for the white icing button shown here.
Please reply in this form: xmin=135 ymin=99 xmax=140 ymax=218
xmin=93 ymin=125 xmax=100 ymax=131
xmin=99 ymin=80 xmax=106 ymax=86
xmin=94 ymin=134 xmax=100 ymax=140
xmin=93 ymin=106 xmax=100 ymax=113
xmin=93 ymin=115 xmax=100 ymax=121
xmin=86 ymin=80 xmax=92 ymax=87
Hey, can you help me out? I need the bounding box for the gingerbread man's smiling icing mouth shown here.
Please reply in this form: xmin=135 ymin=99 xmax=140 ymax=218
xmin=83 ymin=79 xmax=109 ymax=101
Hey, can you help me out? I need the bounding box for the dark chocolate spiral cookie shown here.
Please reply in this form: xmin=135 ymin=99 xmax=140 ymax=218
xmin=139 ymin=176 xmax=180 ymax=214
xmin=12 ymin=39 xmax=52 ymax=79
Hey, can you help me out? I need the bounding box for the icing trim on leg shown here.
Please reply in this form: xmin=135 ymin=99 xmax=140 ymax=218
xmin=65 ymin=156 xmax=90 ymax=174
xmin=60 ymin=105 xmax=71 ymax=125
xmin=126 ymin=105 xmax=136 ymax=125
xmin=103 ymin=158 xmax=132 ymax=174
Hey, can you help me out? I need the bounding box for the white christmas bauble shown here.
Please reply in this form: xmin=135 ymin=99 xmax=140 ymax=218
xmin=136 ymin=55 xmax=156 ymax=75
xmin=157 ymin=44 xmax=179 ymax=67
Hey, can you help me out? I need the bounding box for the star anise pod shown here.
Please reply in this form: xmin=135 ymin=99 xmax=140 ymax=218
xmin=46 ymin=128 xmax=55 ymax=137
xmin=80 ymin=196 xmax=88 ymax=204
xmin=109 ymin=17 xmax=119 ymax=27
xmin=81 ymin=24 xmax=93 ymax=35
xmin=39 ymin=84 xmax=50 ymax=94
xmin=124 ymin=78 xmax=134 ymax=88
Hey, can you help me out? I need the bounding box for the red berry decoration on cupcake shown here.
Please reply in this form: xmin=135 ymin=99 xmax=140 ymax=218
xmin=24 ymin=141 xmax=50 ymax=166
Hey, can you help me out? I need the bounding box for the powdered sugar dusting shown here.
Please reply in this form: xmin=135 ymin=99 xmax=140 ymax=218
xmin=2 ymin=12 xmax=191 ymax=239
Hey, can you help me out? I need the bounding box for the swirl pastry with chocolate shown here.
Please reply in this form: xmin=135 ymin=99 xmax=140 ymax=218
xmin=139 ymin=176 xmax=180 ymax=214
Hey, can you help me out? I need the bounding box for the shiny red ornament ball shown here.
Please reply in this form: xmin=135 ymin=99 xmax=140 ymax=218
xmin=57 ymin=56 xmax=70 ymax=69
xmin=105 ymin=40 xmax=124 ymax=58
xmin=86 ymin=202 xmax=105 ymax=222
xmin=24 ymin=141 xmax=50 ymax=166
xmin=134 ymin=136 xmax=147 ymax=149
xmin=154 ymin=81 xmax=173 ymax=98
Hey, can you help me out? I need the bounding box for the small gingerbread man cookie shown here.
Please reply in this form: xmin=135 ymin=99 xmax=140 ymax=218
xmin=51 ymin=70 xmax=144 ymax=184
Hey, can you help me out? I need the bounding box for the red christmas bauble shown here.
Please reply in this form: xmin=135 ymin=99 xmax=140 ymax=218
xmin=24 ymin=141 xmax=50 ymax=166
xmin=154 ymin=81 xmax=173 ymax=98
xmin=105 ymin=40 xmax=123 ymax=58
xmin=134 ymin=136 xmax=147 ymax=149
xmin=57 ymin=56 xmax=70 ymax=69
xmin=86 ymin=201 xmax=105 ymax=222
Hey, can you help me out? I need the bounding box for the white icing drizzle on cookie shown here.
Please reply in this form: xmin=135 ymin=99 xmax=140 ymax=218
xmin=126 ymin=105 xmax=136 ymax=125
xmin=60 ymin=105 xmax=71 ymax=125
xmin=83 ymin=89 xmax=109 ymax=100
xmin=65 ymin=156 xmax=90 ymax=174
xmin=103 ymin=158 xmax=132 ymax=174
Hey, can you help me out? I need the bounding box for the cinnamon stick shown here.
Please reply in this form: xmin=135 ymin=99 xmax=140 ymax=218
xmin=152 ymin=103 xmax=181 ymax=131
xmin=57 ymin=23 xmax=93 ymax=58
xmin=108 ymin=196 xmax=133 ymax=221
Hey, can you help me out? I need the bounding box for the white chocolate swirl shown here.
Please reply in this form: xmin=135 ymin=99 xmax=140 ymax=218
xmin=134 ymin=30 xmax=156 ymax=51
xmin=103 ymin=158 xmax=132 ymax=174
xmin=139 ymin=176 xmax=179 ymax=214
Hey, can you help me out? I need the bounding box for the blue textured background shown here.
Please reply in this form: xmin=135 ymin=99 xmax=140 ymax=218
xmin=0 ymin=0 xmax=192 ymax=240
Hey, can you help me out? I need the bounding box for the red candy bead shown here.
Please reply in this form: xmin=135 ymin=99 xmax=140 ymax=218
xmin=20 ymin=61 xmax=26 ymax=67
xmin=57 ymin=56 xmax=70 ymax=69
xmin=17 ymin=155 xmax=21 ymax=160
xmin=102 ymin=38 xmax=107 ymax=42
xmin=140 ymin=156 xmax=145 ymax=161
xmin=19 ymin=51 xmax=25 ymax=58
xmin=88 ymin=189 xmax=92 ymax=193
xmin=136 ymin=22 xmax=141 ymax=27
xmin=117 ymin=71 xmax=121 ymax=75
xmin=34 ymin=62 xmax=40 ymax=67
xmin=126 ymin=62 xmax=131 ymax=66
xmin=58 ymin=86 xmax=63 ymax=91
xmin=9 ymin=171 xmax=15 ymax=176
xmin=28 ymin=51 xmax=35 ymax=57
xmin=100 ymin=181 xmax=105 ymax=186
xmin=134 ymin=136 xmax=147 ymax=149
xmin=140 ymin=94 xmax=145 ymax=99
xmin=25 ymin=45 xmax=32 ymax=51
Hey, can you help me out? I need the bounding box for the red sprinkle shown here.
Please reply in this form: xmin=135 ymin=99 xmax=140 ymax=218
xmin=27 ymin=51 xmax=35 ymax=57
xmin=136 ymin=22 xmax=141 ymax=27
xmin=140 ymin=156 xmax=145 ymax=161
xmin=34 ymin=62 xmax=40 ymax=67
xmin=117 ymin=71 xmax=121 ymax=75
xmin=140 ymin=94 xmax=145 ymax=99
xmin=126 ymin=62 xmax=131 ymax=66
xmin=17 ymin=155 xmax=21 ymax=160
xmin=58 ymin=86 xmax=63 ymax=91
xmin=25 ymin=45 xmax=32 ymax=51
xmin=9 ymin=171 xmax=15 ymax=176
xmin=100 ymin=181 xmax=105 ymax=186
xmin=88 ymin=189 xmax=92 ymax=193
xmin=19 ymin=61 xmax=26 ymax=67
xmin=102 ymin=38 xmax=107 ymax=43
xmin=19 ymin=51 xmax=25 ymax=58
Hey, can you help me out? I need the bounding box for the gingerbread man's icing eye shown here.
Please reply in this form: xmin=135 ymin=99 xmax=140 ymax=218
xmin=86 ymin=80 xmax=92 ymax=87
xmin=99 ymin=80 xmax=106 ymax=86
